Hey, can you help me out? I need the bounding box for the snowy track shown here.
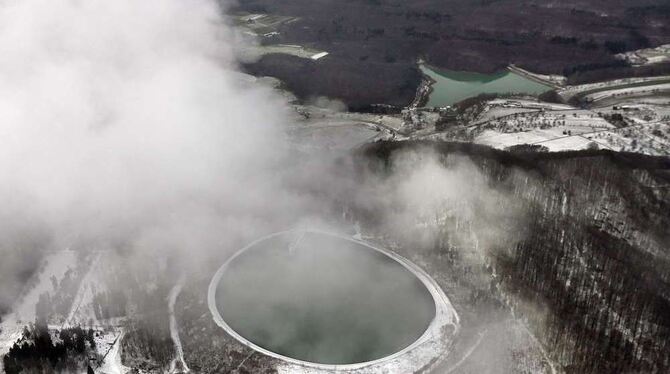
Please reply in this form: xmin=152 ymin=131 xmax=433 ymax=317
xmin=168 ymin=275 xmax=190 ymax=373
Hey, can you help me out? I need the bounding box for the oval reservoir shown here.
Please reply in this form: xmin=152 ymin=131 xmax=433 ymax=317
xmin=211 ymin=231 xmax=436 ymax=365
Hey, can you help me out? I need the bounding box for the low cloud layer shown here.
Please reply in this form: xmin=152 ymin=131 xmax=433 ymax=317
xmin=0 ymin=1 xmax=528 ymax=338
xmin=0 ymin=0 xmax=306 ymax=308
xmin=345 ymin=147 xmax=526 ymax=258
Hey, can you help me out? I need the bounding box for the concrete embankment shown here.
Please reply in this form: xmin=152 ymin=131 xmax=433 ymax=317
xmin=507 ymin=64 xmax=563 ymax=89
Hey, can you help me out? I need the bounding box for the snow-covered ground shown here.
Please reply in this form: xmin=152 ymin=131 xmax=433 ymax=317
xmin=310 ymin=52 xmax=329 ymax=60
xmin=447 ymin=98 xmax=670 ymax=155
xmin=4 ymin=251 xmax=77 ymax=325
xmin=617 ymin=44 xmax=670 ymax=66
xmin=168 ymin=276 xmax=189 ymax=374
xmin=476 ymin=129 xmax=595 ymax=151
xmin=470 ymin=102 xmax=616 ymax=151
xmin=471 ymin=107 xmax=540 ymax=126
xmin=560 ymin=76 xmax=670 ymax=101
xmin=233 ymin=14 xmax=328 ymax=62
xmin=475 ymin=108 xmax=611 ymax=131
xmin=471 ymin=99 xmax=592 ymax=127
xmin=584 ymin=83 xmax=670 ymax=103
xmin=0 ymin=250 xmax=78 ymax=370
xmin=64 ymin=251 xmax=130 ymax=373
xmin=97 ymin=330 xmax=129 ymax=374
xmin=0 ymin=249 xmax=131 ymax=373
xmin=63 ymin=252 xmax=104 ymax=328
xmin=251 ymin=44 xmax=328 ymax=60
xmin=475 ymin=121 xmax=670 ymax=155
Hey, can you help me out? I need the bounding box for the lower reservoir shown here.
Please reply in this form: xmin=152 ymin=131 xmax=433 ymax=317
xmin=420 ymin=64 xmax=551 ymax=107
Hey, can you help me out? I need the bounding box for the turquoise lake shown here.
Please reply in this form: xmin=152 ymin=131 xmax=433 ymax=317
xmin=420 ymin=65 xmax=551 ymax=107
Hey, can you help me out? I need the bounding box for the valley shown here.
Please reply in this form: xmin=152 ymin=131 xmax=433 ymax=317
xmin=1 ymin=1 xmax=670 ymax=374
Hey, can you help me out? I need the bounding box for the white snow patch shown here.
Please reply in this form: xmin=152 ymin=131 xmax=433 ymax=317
xmin=476 ymin=130 xmax=594 ymax=151
xmin=97 ymin=331 xmax=129 ymax=374
xmin=310 ymin=52 xmax=329 ymax=60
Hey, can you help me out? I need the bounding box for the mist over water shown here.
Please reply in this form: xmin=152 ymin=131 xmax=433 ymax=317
xmin=215 ymin=232 xmax=435 ymax=365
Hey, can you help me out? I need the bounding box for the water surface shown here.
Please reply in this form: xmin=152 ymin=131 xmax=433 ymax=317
xmin=420 ymin=65 xmax=551 ymax=107
xmin=215 ymin=232 xmax=435 ymax=365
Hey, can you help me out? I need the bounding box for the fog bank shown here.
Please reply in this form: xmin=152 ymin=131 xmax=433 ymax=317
xmin=0 ymin=0 xmax=302 ymax=309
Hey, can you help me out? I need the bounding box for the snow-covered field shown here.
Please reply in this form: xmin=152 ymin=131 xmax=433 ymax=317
xmin=471 ymin=102 xmax=616 ymax=151
xmin=454 ymin=98 xmax=670 ymax=155
xmin=471 ymin=99 xmax=588 ymax=126
xmin=476 ymin=130 xmax=595 ymax=152
xmin=475 ymin=121 xmax=670 ymax=155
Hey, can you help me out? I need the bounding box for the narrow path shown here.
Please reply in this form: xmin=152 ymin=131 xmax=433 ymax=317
xmin=233 ymin=350 xmax=256 ymax=373
xmin=520 ymin=323 xmax=557 ymax=374
xmin=168 ymin=275 xmax=190 ymax=373
xmin=442 ymin=329 xmax=488 ymax=374
xmin=98 ymin=331 xmax=129 ymax=374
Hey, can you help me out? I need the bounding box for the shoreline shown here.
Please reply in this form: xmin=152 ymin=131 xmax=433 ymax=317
xmin=412 ymin=70 xmax=436 ymax=108
xmin=416 ymin=62 xmax=556 ymax=108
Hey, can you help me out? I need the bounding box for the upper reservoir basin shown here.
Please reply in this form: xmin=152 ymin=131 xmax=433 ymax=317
xmin=420 ymin=64 xmax=551 ymax=107
xmin=213 ymin=231 xmax=435 ymax=365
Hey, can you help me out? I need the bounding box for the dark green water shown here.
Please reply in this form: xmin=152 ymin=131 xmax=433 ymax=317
xmin=420 ymin=65 xmax=551 ymax=107
xmin=216 ymin=232 xmax=435 ymax=365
